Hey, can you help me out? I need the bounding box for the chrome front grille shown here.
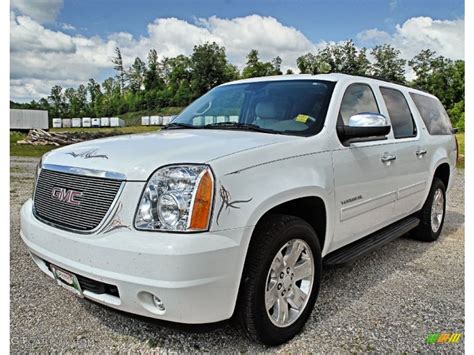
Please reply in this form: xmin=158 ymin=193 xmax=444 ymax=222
xmin=33 ymin=168 xmax=123 ymax=232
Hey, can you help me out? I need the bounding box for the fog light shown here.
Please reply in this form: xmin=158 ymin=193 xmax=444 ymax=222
xmin=153 ymin=295 xmax=165 ymax=312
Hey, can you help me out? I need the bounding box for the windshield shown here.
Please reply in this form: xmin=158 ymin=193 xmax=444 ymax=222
xmin=172 ymin=80 xmax=335 ymax=136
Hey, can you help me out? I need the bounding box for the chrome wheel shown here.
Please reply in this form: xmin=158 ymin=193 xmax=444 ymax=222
xmin=431 ymin=188 xmax=444 ymax=233
xmin=265 ymin=239 xmax=314 ymax=328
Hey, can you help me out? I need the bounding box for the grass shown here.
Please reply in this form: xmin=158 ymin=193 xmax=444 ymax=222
xmin=456 ymin=132 xmax=464 ymax=168
xmin=10 ymin=126 xmax=161 ymax=157
xmin=10 ymin=131 xmax=56 ymax=157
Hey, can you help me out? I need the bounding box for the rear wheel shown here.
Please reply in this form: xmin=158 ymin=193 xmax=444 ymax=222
xmin=412 ymin=177 xmax=446 ymax=242
xmin=237 ymin=215 xmax=322 ymax=345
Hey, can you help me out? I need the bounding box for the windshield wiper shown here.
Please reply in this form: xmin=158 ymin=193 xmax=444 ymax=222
xmin=203 ymin=122 xmax=282 ymax=134
xmin=162 ymin=122 xmax=204 ymax=130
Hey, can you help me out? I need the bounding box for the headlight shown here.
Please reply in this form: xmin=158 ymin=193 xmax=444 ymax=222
xmin=135 ymin=165 xmax=214 ymax=232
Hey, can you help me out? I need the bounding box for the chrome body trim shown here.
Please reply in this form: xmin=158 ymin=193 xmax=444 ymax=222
xmin=42 ymin=164 xmax=127 ymax=181
xmin=32 ymin=182 xmax=126 ymax=235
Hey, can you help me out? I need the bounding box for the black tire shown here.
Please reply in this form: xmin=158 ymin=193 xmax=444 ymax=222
xmin=412 ymin=177 xmax=446 ymax=242
xmin=237 ymin=214 xmax=322 ymax=345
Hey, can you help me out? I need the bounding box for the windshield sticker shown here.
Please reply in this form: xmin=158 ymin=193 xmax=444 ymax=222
xmin=295 ymin=114 xmax=310 ymax=123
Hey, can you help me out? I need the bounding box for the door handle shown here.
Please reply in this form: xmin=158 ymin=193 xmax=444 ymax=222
xmin=416 ymin=149 xmax=427 ymax=157
xmin=381 ymin=154 xmax=396 ymax=163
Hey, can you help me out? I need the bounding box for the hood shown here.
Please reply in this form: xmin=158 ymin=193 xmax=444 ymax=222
xmin=43 ymin=129 xmax=298 ymax=180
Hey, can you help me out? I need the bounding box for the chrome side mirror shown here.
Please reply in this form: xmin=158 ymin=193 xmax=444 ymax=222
xmin=339 ymin=112 xmax=391 ymax=145
xmin=348 ymin=112 xmax=389 ymax=128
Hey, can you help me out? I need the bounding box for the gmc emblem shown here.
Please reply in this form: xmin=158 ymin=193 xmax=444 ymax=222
xmin=51 ymin=187 xmax=83 ymax=206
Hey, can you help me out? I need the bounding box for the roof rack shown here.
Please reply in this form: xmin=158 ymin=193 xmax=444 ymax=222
xmin=332 ymin=72 xmax=430 ymax=94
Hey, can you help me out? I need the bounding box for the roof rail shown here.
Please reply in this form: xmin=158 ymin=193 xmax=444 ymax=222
xmin=332 ymin=72 xmax=430 ymax=94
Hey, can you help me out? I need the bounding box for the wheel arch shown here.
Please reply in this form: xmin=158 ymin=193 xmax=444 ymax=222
xmin=433 ymin=162 xmax=450 ymax=189
xmin=254 ymin=196 xmax=327 ymax=252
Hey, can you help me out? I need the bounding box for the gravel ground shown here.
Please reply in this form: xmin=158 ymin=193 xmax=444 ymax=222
xmin=10 ymin=156 xmax=465 ymax=353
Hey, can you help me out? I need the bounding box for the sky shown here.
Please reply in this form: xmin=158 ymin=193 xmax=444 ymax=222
xmin=10 ymin=0 xmax=464 ymax=102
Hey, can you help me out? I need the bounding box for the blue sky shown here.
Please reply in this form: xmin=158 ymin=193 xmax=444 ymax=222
xmin=55 ymin=0 xmax=464 ymax=43
xmin=11 ymin=0 xmax=464 ymax=101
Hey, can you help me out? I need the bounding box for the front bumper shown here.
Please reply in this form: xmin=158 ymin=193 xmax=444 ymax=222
xmin=20 ymin=199 xmax=252 ymax=324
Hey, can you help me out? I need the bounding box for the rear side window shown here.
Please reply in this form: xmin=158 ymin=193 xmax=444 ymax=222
xmin=380 ymin=87 xmax=416 ymax=138
xmin=409 ymin=93 xmax=452 ymax=135
xmin=339 ymin=83 xmax=379 ymax=124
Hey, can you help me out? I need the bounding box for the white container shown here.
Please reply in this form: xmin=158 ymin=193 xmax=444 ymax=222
xmin=10 ymin=109 xmax=49 ymax=130
xmin=204 ymin=116 xmax=214 ymax=125
xmin=62 ymin=118 xmax=72 ymax=128
xmin=72 ymin=118 xmax=82 ymax=128
xmin=91 ymin=118 xmax=101 ymax=127
xmin=192 ymin=116 xmax=204 ymax=125
xmin=82 ymin=117 xmax=91 ymax=128
xmin=141 ymin=116 xmax=150 ymax=126
xmin=110 ymin=117 xmax=125 ymax=127
xmin=216 ymin=116 xmax=226 ymax=123
xmin=150 ymin=116 xmax=161 ymax=125
xmin=52 ymin=118 xmax=62 ymax=128
xmin=100 ymin=117 xmax=110 ymax=127
xmin=229 ymin=115 xmax=239 ymax=123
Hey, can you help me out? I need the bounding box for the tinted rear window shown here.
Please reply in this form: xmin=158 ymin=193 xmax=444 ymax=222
xmin=380 ymin=87 xmax=416 ymax=139
xmin=409 ymin=93 xmax=452 ymax=135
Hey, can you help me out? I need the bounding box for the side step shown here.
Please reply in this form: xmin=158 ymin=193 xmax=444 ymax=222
xmin=323 ymin=216 xmax=420 ymax=267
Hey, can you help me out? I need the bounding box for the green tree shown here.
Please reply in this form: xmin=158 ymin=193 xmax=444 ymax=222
xmin=370 ymin=44 xmax=406 ymax=83
xmin=144 ymin=49 xmax=163 ymax=91
xmin=242 ymin=49 xmax=281 ymax=78
xmin=297 ymin=40 xmax=369 ymax=75
xmin=112 ymin=47 xmax=126 ymax=93
xmin=128 ymin=57 xmax=146 ymax=93
xmin=190 ymin=42 xmax=234 ymax=96
xmin=87 ymin=78 xmax=102 ymax=116
xmin=409 ymin=50 xmax=464 ymax=109
xmin=64 ymin=87 xmax=77 ymax=117
xmin=48 ymin=85 xmax=65 ymax=117
xmin=76 ymin=84 xmax=88 ymax=116
xmin=409 ymin=50 xmax=464 ymax=129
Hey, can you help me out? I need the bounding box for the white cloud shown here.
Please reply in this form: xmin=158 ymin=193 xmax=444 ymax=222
xmin=10 ymin=14 xmax=316 ymax=100
xmin=10 ymin=13 xmax=464 ymax=101
xmin=357 ymin=16 xmax=464 ymax=60
xmin=61 ymin=23 xmax=76 ymax=31
xmin=11 ymin=15 xmax=76 ymax=53
xmin=11 ymin=0 xmax=63 ymax=23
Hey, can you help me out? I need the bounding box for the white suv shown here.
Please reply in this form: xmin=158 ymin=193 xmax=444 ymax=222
xmin=20 ymin=74 xmax=457 ymax=345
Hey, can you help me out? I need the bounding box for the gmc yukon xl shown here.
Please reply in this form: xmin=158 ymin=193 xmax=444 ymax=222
xmin=21 ymin=74 xmax=457 ymax=345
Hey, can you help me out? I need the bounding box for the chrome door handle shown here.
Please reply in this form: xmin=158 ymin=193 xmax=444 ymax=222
xmin=381 ymin=154 xmax=396 ymax=163
xmin=416 ymin=149 xmax=427 ymax=157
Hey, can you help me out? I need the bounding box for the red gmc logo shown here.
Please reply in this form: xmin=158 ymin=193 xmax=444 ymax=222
xmin=51 ymin=187 xmax=83 ymax=206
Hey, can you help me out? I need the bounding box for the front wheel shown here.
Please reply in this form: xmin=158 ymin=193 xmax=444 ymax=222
xmin=237 ymin=215 xmax=322 ymax=345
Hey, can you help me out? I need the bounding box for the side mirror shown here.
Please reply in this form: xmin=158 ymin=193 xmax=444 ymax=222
xmin=338 ymin=112 xmax=391 ymax=145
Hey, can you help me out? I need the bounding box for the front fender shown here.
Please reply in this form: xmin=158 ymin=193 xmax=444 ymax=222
xmin=209 ymin=150 xmax=335 ymax=256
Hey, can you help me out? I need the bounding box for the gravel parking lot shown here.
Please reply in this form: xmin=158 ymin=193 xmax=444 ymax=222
xmin=10 ymin=156 xmax=464 ymax=353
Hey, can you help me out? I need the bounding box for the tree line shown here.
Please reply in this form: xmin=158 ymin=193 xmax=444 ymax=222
xmin=11 ymin=40 xmax=464 ymax=130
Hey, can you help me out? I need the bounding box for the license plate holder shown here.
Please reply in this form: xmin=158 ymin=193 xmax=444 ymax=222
xmin=50 ymin=265 xmax=84 ymax=298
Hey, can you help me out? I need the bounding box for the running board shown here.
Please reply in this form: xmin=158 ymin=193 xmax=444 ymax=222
xmin=324 ymin=217 xmax=420 ymax=267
